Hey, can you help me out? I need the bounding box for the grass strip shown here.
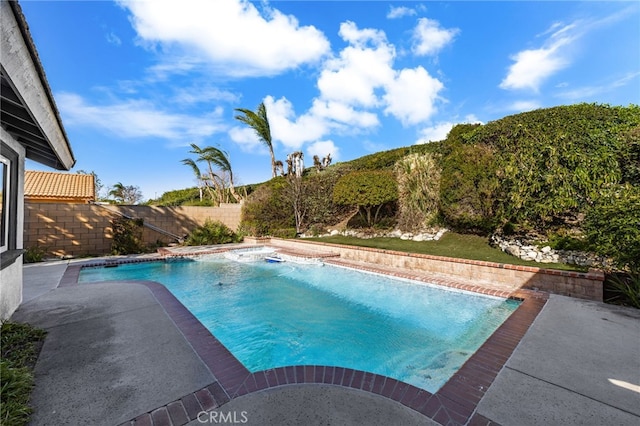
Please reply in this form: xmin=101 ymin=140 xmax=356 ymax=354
xmin=306 ymin=232 xmax=588 ymax=272
xmin=1 ymin=321 xmax=46 ymax=426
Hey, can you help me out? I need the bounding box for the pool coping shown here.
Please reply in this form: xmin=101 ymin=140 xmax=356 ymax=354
xmin=62 ymin=254 xmax=548 ymax=426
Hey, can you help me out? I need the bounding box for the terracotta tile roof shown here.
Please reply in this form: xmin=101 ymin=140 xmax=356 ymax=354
xmin=25 ymin=171 xmax=95 ymax=202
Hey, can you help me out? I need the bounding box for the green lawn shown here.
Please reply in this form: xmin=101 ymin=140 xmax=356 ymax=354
xmin=306 ymin=232 xmax=588 ymax=272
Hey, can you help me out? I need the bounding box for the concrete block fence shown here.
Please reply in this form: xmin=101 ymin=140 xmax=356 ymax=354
xmin=23 ymin=202 xmax=242 ymax=258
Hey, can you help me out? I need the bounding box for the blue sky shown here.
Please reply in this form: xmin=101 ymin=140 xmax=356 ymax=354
xmin=21 ymin=1 xmax=640 ymax=201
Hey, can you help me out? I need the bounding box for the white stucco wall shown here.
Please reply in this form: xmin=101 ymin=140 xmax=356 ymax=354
xmin=0 ymin=129 xmax=26 ymax=320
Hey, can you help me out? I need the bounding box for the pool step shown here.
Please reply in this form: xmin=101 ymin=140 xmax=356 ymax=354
xmin=274 ymin=248 xmax=340 ymax=259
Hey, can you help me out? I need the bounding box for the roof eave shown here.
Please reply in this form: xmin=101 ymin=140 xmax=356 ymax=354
xmin=1 ymin=0 xmax=75 ymax=170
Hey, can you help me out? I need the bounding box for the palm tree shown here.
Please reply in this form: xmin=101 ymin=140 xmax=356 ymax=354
xmin=108 ymin=182 xmax=143 ymax=204
xmin=180 ymin=158 xmax=214 ymax=202
xmin=234 ymin=102 xmax=277 ymax=178
xmin=182 ymin=144 xmax=243 ymax=204
xmin=193 ymin=144 xmax=242 ymax=203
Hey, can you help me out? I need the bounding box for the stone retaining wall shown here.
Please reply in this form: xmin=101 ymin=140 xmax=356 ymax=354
xmin=24 ymin=202 xmax=242 ymax=257
xmin=267 ymin=238 xmax=604 ymax=301
xmin=490 ymin=234 xmax=611 ymax=268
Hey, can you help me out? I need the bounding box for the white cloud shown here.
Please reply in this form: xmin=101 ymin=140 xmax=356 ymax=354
xmin=106 ymin=31 xmax=122 ymax=46
xmin=264 ymin=96 xmax=329 ymax=150
xmin=317 ymin=45 xmax=395 ymax=107
xmin=416 ymin=114 xmax=482 ymax=144
xmin=387 ymin=6 xmax=417 ymax=20
xmin=499 ymin=22 xmax=578 ymax=92
xmin=508 ymin=100 xmax=542 ymax=112
xmin=338 ymin=20 xmax=387 ymax=47
xmin=117 ymin=0 xmax=330 ymax=77
xmin=307 ymin=140 xmax=339 ymax=162
xmin=416 ymin=122 xmax=453 ymax=144
xmin=556 ymin=71 xmax=640 ymax=101
xmin=464 ymin=114 xmax=482 ymax=124
xmin=310 ymin=99 xmax=379 ymax=129
xmin=383 ymin=67 xmax=444 ymax=125
xmin=412 ymin=18 xmax=459 ymax=57
xmin=228 ymin=126 xmax=265 ymax=153
xmin=56 ymin=92 xmax=225 ymax=143
xmin=317 ymin=22 xmax=395 ymax=107
xmin=502 ymin=7 xmax=640 ymax=94
xmin=171 ymin=85 xmax=240 ymax=105
xmin=257 ymin=20 xmax=446 ymax=152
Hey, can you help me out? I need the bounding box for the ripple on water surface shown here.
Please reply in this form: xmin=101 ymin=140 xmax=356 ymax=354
xmin=79 ymin=258 xmax=520 ymax=392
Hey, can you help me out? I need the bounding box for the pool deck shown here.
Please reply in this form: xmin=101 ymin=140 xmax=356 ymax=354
xmin=11 ymin=250 xmax=640 ymax=426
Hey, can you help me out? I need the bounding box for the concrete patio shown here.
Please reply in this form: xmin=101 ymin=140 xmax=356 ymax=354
xmin=10 ymin=258 xmax=640 ymax=425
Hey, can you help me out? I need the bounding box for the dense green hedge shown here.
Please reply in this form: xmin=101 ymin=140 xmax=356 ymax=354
xmin=240 ymin=178 xmax=292 ymax=236
xmin=165 ymin=103 xmax=640 ymax=271
xmin=439 ymin=141 xmax=501 ymax=233
xmin=457 ymin=103 xmax=640 ymax=229
xmin=585 ymin=184 xmax=640 ymax=272
xmin=333 ymin=170 xmax=398 ymax=227
xmin=239 ymin=169 xmax=353 ymax=236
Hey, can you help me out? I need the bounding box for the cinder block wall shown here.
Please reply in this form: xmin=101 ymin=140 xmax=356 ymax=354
xmin=24 ymin=202 xmax=242 ymax=257
xmin=267 ymin=238 xmax=604 ymax=301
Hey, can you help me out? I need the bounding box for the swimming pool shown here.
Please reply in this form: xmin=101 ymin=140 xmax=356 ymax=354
xmin=79 ymin=256 xmax=520 ymax=393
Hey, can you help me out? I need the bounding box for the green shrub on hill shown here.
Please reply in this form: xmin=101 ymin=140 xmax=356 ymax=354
xmin=439 ymin=142 xmax=502 ymax=233
xmin=585 ymin=184 xmax=640 ymax=272
xmin=395 ymin=153 xmax=441 ymax=231
xmin=156 ymin=103 xmax=639 ymax=267
xmin=300 ymin=168 xmax=353 ymax=229
xmin=465 ymin=103 xmax=639 ymax=228
xmin=345 ymin=143 xmax=439 ymax=171
xmin=619 ymin=125 xmax=640 ymax=185
xmin=240 ymin=178 xmax=292 ymax=236
xmin=333 ymin=170 xmax=398 ymax=227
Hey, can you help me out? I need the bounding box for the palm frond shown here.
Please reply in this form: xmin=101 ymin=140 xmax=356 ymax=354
xmin=181 ymin=158 xmax=202 ymax=178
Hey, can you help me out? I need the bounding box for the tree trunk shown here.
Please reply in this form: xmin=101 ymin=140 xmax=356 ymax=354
xmin=270 ymin=150 xmax=277 ymax=178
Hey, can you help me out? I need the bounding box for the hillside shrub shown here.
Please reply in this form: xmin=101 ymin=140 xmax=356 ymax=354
xmin=301 ymin=168 xmax=353 ymax=229
xmin=184 ymin=219 xmax=240 ymax=246
xmin=240 ymin=178 xmax=293 ymax=236
xmin=467 ymin=103 xmax=638 ymax=228
xmin=346 ymin=143 xmax=440 ymax=171
xmin=333 ymin=170 xmax=398 ymax=227
xmin=584 ymin=184 xmax=640 ymax=272
xmin=618 ymin=126 xmax=640 ymax=185
xmin=439 ymin=142 xmax=501 ymax=233
xmin=395 ymin=153 xmax=441 ymax=231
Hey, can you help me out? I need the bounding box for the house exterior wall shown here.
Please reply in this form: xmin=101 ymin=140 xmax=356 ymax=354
xmin=23 ymin=203 xmax=243 ymax=257
xmin=0 ymin=130 xmax=25 ymax=320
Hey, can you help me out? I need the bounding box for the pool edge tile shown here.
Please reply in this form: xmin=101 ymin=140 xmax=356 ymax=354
xmin=71 ymin=255 xmax=548 ymax=426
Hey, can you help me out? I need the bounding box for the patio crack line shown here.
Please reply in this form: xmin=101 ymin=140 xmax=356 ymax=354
xmin=504 ymin=366 xmax=640 ymax=418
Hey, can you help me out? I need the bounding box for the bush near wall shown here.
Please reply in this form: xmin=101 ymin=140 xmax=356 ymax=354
xmin=24 ymin=203 xmax=242 ymax=257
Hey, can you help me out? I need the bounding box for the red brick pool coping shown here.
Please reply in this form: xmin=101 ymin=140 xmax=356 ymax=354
xmin=61 ymin=257 xmax=548 ymax=426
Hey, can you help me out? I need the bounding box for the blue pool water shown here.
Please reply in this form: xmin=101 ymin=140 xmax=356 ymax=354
xmin=79 ymin=257 xmax=519 ymax=392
